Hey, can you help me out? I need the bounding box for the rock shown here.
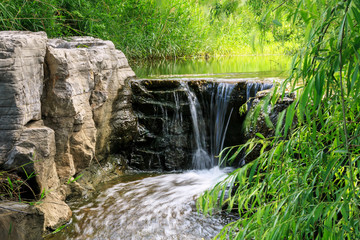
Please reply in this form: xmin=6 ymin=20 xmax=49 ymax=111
xmin=0 ymin=31 xmax=47 ymax=164
xmin=129 ymin=79 xmax=271 ymax=170
xmin=0 ymin=32 xmax=137 ymax=233
xmin=42 ymin=36 xmax=136 ymax=181
xmin=0 ymin=201 xmax=44 ymax=240
xmin=35 ymin=191 xmax=72 ymax=231
xmin=244 ymin=92 xmax=294 ymax=163
xmin=130 ymin=79 xmax=193 ymax=170
xmin=4 ymin=120 xmax=60 ymax=194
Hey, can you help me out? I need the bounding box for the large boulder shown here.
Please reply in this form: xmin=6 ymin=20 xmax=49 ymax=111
xmin=0 ymin=31 xmax=137 ymax=232
xmin=42 ymin=37 xmax=136 ymax=181
xmin=0 ymin=31 xmax=72 ymax=232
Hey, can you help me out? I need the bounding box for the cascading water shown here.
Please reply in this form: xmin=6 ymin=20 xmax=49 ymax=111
xmin=48 ymin=168 xmax=234 ymax=240
xmin=181 ymin=81 xmax=235 ymax=169
xmin=181 ymin=82 xmax=212 ymax=169
xmin=246 ymin=82 xmax=273 ymax=109
xmin=209 ymin=83 xmax=235 ymax=162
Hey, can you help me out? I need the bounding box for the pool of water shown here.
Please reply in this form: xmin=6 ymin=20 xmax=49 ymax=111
xmin=132 ymin=55 xmax=291 ymax=79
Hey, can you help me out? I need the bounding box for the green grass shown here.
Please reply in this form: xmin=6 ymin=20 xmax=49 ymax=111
xmin=0 ymin=0 xmax=301 ymax=59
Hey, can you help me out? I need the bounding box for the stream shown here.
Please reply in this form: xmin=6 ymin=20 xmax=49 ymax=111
xmin=48 ymin=55 xmax=290 ymax=240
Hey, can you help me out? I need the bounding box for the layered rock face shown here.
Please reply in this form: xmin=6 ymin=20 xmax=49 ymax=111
xmin=0 ymin=31 xmax=136 ymax=231
xmin=0 ymin=31 xmax=47 ymax=164
xmin=42 ymin=37 xmax=136 ymax=180
xmin=129 ymin=79 xmax=272 ymax=170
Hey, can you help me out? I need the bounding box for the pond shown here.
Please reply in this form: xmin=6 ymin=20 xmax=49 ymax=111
xmin=48 ymin=55 xmax=290 ymax=240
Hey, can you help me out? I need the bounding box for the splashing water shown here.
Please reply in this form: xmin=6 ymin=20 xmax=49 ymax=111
xmin=49 ymin=167 xmax=233 ymax=240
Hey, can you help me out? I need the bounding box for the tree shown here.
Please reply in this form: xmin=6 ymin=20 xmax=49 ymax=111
xmin=199 ymin=0 xmax=360 ymax=239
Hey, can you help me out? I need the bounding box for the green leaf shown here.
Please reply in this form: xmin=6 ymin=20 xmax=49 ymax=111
xmin=255 ymin=133 xmax=265 ymax=139
xmin=275 ymin=110 xmax=286 ymax=137
xmin=284 ymin=102 xmax=296 ymax=137
xmin=337 ymin=14 xmax=347 ymax=49
xmin=272 ymin=19 xmax=282 ymax=27
xmin=7 ymin=177 xmax=13 ymax=190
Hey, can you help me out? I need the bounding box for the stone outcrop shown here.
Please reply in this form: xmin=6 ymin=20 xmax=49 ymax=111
xmin=0 ymin=31 xmax=47 ymax=164
xmin=0 ymin=31 xmax=136 ymax=232
xmin=0 ymin=201 xmax=44 ymax=240
xmin=42 ymin=37 xmax=136 ymax=181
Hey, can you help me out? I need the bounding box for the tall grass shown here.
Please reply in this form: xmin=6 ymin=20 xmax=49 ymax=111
xmin=0 ymin=0 xmax=300 ymax=59
xmin=198 ymin=0 xmax=360 ymax=239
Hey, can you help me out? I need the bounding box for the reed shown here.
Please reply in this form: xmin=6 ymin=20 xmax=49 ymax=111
xmin=0 ymin=0 xmax=300 ymax=59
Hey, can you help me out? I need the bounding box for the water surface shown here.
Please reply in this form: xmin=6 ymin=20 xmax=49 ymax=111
xmin=48 ymin=168 xmax=234 ymax=240
xmin=132 ymin=55 xmax=290 ymax=79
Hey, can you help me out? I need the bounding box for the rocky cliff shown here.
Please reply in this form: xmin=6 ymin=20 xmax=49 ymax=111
xmin=0 ymin=31 xmax=136 ymax=232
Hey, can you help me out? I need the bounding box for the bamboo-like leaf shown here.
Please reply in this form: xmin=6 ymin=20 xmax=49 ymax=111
xmin=275 ymin=110 xmax=286 ymax=137
xmin=284 ymin=102 xmax=296 ymax=137
xmin=272 ymin=19 xmax=282 ymax=27
xmin=338 ymin=13 xmax=347 ymax=49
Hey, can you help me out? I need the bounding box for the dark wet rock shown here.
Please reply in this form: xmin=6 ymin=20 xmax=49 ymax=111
xmin=129 ymin=79 xmax=274 ymax=170
xmin=244 ymin=91 xmax=295 ymax=163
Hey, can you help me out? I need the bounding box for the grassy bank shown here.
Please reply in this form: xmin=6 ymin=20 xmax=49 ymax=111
xmin=0 ymin=0 xmax=300 ymax=59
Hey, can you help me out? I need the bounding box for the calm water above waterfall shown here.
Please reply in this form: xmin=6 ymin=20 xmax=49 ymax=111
xmin=133 ymin=55 xmax=290 ymax=79
xmin=49 ymin=56 xmax=289 ymax=240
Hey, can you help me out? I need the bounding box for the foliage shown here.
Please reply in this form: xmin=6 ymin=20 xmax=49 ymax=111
xmin=0 ymin=0 xmax=300 ymax=59
xmin=0 ymin=170 xmax=36 ymax=202
xmin=0 ymin=155 xmax=46 ymax=203
xmin=198 ymin=0 xmax=360 ymax=239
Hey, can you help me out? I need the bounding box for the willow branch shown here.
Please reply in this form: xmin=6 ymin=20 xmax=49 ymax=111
xmin=338 ymin=0 xmax=356 ymax=199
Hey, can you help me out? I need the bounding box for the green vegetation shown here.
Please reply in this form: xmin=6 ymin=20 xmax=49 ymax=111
xmin=0 ymin=156 xmax=46 ymax=204
xmin=198 ymin=0 xmax=360 ymax=239
xmin=0 ymin=0 xmax=300 ymax=59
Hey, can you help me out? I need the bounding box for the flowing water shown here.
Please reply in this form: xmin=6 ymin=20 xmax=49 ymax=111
xmin=208 ymin=83 xmax=235 ymax=159
xmin=48 ymin=168 xmax=234 ymax=240
xmin=49 ymin=56 xmax=290 ymax=240
xmin=181 ymin=82 xmax=212 ymax=169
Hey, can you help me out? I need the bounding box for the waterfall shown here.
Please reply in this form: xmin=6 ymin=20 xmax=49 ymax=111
xmin=132 ymin=79 xmax=273 ymax=171
xmin=209 ymin=83 xmax=235 ymax=161
xmin=246 ymin=82 xmax=273 ymax=109
xmin=181 ymin=82 xmax=212 ymax=169
xmin=181 ymin=82 xmax=235 ymax=169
